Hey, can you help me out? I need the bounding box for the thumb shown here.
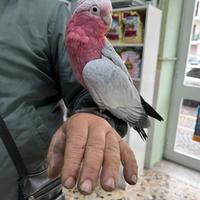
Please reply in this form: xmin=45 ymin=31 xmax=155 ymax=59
xmin=47 ymin=125 xmax=66 ymax=178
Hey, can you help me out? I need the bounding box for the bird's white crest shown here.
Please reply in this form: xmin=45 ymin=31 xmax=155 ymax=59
xmin=75 ymin=0 xmax=112 ymax=14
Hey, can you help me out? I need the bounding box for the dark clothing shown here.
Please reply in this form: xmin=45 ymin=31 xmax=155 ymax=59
xmin=0 ymin=1 xmax=79 ymax=199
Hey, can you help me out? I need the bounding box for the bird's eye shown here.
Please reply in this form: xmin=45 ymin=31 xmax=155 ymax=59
xmin=93 ymin=7 xmax=98 ymax=12
xmin=90 ymin=6 xmax=100 ymax=16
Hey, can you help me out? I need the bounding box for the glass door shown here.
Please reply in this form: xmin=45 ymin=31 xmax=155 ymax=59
xmin=164 ymin=0 xmax=200 ymax=171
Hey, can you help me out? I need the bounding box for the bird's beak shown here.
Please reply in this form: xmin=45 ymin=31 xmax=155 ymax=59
xmin=102 ymin=14 xmax=112 ymax=29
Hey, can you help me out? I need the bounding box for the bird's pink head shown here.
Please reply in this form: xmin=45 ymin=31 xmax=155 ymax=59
xmin=74 ymin=0 xmax=113 ymax=32
xmin=66 ymin=0 xmax=113 ymax=87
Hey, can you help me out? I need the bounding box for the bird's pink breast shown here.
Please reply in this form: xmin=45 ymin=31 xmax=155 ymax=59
xmin=66 ymin=12 xmax=106 ymax=85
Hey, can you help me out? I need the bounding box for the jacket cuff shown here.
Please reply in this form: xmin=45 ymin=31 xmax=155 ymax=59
xmin=67 ymin=90 xmax=128 ymax=138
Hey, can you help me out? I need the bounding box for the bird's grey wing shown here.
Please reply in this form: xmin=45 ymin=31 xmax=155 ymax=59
xmin=82 ymin=56 xmax=149 ymax=128
xmin=101 ymin=39 xmax=133 ymax=82
xmin=102 ymin=39 xmax=164 ymax=123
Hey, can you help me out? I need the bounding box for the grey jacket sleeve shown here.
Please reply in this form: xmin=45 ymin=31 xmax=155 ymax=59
xmin=48 ymin=2 xmax=128 ymax=137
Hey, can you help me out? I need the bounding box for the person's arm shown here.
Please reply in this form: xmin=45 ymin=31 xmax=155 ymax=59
xmin=48 ymin=2 xmax=128 ymax=138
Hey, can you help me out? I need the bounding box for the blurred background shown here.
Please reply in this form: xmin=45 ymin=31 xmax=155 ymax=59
xmin=64 ymin=0 xmax=200 ymax=199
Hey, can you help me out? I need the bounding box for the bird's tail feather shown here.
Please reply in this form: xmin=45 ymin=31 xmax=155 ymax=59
xmin=140 ymin=96 xmax=164 ymax=121
xmin=134 ymin=126 xmax=148 ymax=141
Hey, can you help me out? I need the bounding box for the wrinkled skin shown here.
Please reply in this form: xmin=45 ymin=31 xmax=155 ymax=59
xmin=47 ymin=113 xmax=138 ymax=195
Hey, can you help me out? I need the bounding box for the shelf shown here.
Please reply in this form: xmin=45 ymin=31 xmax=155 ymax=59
xmin=112 ymin=0 xmax=144 ymax=4
xmin=132 ymin=78 xmax=141 ymax=81
xmin=111 ymin=0 xmax=146 ymax=8
xmin=194 ymin=16 xmax=200 ymax=22
xmin=113 ymin=5 xmax=147 ymax=12
xmin=191 ymin=40 xmax=200 ymax=45
xmin=112 ymin=43 xmax=144 ymax=47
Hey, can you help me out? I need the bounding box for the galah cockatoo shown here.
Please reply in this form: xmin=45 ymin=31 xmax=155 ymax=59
xmin=66 ymin=0 xmax=163 ymax=140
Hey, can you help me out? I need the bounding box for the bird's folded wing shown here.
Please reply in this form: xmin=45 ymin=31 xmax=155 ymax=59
xmin=101 ymin=39 xmax=133 ymax=82
xmin=102 ymin=39 xmax=163 ymax=122
xmin=82 ymin=56 xmax=149 ymax=127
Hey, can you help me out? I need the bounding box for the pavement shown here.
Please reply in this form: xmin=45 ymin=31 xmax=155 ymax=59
xmin=175 ymin=103 xmax=200 ymax=159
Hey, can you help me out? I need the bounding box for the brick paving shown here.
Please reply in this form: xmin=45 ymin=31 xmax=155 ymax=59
xmin=175 ymin=104 xmax=200 ymax=159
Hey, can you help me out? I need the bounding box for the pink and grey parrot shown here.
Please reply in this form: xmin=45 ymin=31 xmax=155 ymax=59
xmin=66 ymin=0 xmax=163 ymax=140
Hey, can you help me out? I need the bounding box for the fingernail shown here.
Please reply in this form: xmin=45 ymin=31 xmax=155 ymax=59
xmin=132 ymin=175 xmax=137 ymax=184
xmin=64 ymin=177 xmax=75 ymax=189
xmin=104 ymin=178 xmax=115 ymax=189
xmin=80 ymin=179 xmax=92 ymax=194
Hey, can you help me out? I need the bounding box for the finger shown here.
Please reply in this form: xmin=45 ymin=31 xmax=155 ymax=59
xmin=100 ymin=130 xmax=120 ymax=192
xmin=61 ymin=114 xmax=89 ymax=189
xmin=47 ymin=126 xmax=66 ymax=178
xmin=78 ymin=124 xmax=106 ymax=195
xmin=109 ymin=131 xmax=138 ymax=184
xmin=120 ymin=140 xmax=138 ymax=185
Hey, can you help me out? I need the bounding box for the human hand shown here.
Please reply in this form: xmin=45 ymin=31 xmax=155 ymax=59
xmin=47 ymin=113 xmax=138 ymax=195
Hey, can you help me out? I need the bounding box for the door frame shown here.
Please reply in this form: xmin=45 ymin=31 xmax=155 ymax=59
xmin=164 ymin=0 xmax=200 ymax=171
